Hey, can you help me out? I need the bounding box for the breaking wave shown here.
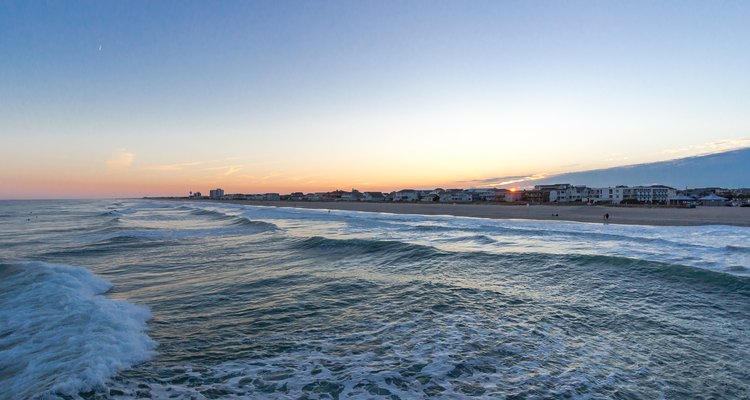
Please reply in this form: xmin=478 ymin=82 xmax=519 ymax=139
xmin=0 ymin=261 xmax=155 ymax=399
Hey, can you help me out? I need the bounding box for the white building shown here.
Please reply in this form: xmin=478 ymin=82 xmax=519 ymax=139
xmin=439 ymin=190 xmax=472 ymax=203
xmin=250 ymin=193 xmax=281 ymax=201
xmin=304 ymin=193 xmax=322 ymax=201
xmin=340 ymin=190 xmax=363 ymax=201
xmin=580 ymin=185 xmax=677 ymax=204
xmin=420 ymin=189 xmax=444 ymax=202
xmin=467 ymin=188 xmax=506 ymax=202
xmin=393 ymin=190 xmax=419 ymax=202
xmin=549 ymin=186 xmax=588 ymax=203
xmin=623 ymin=186 xmax=676 ymax=204
xmin=362 ymin=192 xmax=385 ymax=202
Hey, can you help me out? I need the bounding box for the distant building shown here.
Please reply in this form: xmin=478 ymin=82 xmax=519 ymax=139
xmin=393 ymin=190 xmax=419 ymax=202
xmin=589 ymin=187 xmax=622 ymax=203
xmin=192 ymin=192 xmax=202 ymax=199
xmin=622 ymin=185 xmax=676 ymax=204
xmin=504 ymin=190 xmax=524 ymax=202
xmin=439 ymin=190 xmax=472 ymax=203
xmin=467 ymin=188 xmax=507 ymax=202
xmin=362 ymin=192 xmax=385 ymax=202
xmin=699 ymin=194 xmax=728 ymax=206
xmin=304 ymin=193 xmax=322 ymax=201
xmin=209 ymin=188 xmax=224 ymax=199
xmin=419 ymin=189 xmax=445 ymax=202
xmin=341 ymin=189 xmax=363 ymax=201
xmin=545 ymin=185 xmax=675 ymax=204
xmin=246 ymin=193 xmax=280 ymax=201
xmin=668 ymin=195 xmax=696 ymax=206
xmin=549 ymin=185 xmax=586 ymax=202
xmin=680 ymin=187 xmax=723 ymax=198
xmin=522 ymin=189 xmax=549 ymax=203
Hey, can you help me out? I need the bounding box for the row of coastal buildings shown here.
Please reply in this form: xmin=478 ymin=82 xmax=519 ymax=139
xmin=191 ymin=185 xmax=750 ymax=206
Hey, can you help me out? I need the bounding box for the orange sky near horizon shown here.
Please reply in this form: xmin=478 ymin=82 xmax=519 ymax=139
xmin=4 ymin=139 xmax=748 ymax=199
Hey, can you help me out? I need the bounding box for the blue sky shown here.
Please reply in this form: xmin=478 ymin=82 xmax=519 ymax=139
xmin=1 ymin=1 xmax=749 ymax=197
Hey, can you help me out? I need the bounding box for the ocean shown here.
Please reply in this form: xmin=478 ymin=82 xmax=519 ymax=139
xmin=1 ymin=199 xmax=749 ymax=399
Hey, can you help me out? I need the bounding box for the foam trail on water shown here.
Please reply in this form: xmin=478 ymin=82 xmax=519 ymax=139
xmin=0 ymin=261 xmax=155 ymax=399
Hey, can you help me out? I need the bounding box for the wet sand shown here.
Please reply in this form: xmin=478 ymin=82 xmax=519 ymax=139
xmin=176 ymin=199 xmax=750 ymax=227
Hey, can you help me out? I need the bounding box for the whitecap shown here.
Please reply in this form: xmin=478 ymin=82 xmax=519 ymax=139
xmin=0 ymin=261 xmax=156 ymax=399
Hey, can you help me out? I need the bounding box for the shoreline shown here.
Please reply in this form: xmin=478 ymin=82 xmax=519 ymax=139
xmin=153 ymin=199 xmax=750 ymax=227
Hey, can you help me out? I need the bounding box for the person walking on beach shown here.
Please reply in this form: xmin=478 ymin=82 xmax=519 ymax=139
xmin=603 ymin=213 xmax=609 ymax=224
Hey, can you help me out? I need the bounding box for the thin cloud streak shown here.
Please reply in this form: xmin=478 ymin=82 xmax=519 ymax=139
xmin=662 ymin=138 xmax=750 ymax=157
xmin=457 ymin=172 xmax=551 ymax=188
xmin=146 ymin=161 xmax=204 ymax=171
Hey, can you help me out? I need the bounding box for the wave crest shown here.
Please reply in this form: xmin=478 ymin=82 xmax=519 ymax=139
xmin=0 ymin=261 xmax=156 ymax=399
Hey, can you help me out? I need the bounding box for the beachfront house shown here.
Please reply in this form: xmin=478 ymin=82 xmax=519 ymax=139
xmin=304 ymin=193 xmax=322 ymax=201
xmin=698 ymin=194 xmax=728 ymax=206
xmin=341 ymin=190 xmax=363 ymax=201
xmin=632 ymin=185 xmax=675 ymax=204
xmin=669 ymin=195 xmax=696 ymax=206
xmin=588 ymin=187 xmax=615 ymax=203
xmin=439 ymin=190 xmax=472 ymax=203
xmin=522 ymin=189 xmax=549 ymax=203
xmin=548 ymin=185 xmax=587 ymax=202
xmin=545 ymin=185 xmax=675 ymax=204
xmin=362 ymin=192 xmax=385 ymax=202
xmin=419 ymin=189 xmax=444 ymax=202
xmin=393 ymin=190 xmax=419 ymax=202
xmin=249 ymin=193 xmax=281 ymax=201
xmin=467 ymin=188 xmax=507 ymax=202
xmin=504 ymin=190 xmax=524 ymax=203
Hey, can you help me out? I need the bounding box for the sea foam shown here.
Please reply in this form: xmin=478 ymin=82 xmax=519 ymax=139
xmin=0 ymin=261 xmax=155 ymax=399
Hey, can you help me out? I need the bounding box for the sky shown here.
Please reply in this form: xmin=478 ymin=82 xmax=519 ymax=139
xmin=1 ymin=1 xmax=749 ymax=198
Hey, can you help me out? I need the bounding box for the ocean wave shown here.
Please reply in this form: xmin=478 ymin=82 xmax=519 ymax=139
xmin=439 ymin=234 xmax=497 ymax=245
xmin=228 ymin=216 xmax=279 ymax=231
xmin=82 ymin=219 xmax=278 ymax=245
xmin=559 ymin=253 xmax=750 ymax=292
xmin=726 ymin=245 xmax=750 ymax=254
xmin=0 ymin=261 xmax=156 ymax=399
xmin=189 ymin=208 xmax=236 ymax=220
xmin=411 ymin=224 xmax=461 ymax=232
xmin=295 ymin=236 xmax=447 ymax=261
xmin=108 ymin=208 xmax=137 ymax=216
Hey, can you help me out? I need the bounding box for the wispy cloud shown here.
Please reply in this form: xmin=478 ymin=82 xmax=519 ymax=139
xmin=146 ymin=161 xmax=203 ymax=171
xmin=203 ymin=163 xmax=250 ymax=177
xmin=222 ymin=165 xmax=244 ymax=177
xmin=106 ymin=149 xmax=134 ymax=171
xmin=457 ymin=172 xmax=550 ymax=188
xmin=662 ymin=138 xmax=750 ymax=157
xmin=146 ymin=158 xmax=252 ymax=173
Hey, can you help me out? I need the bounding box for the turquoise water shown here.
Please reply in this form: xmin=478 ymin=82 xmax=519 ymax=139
xmin=1 ymin=199 xmax=749 ymax=399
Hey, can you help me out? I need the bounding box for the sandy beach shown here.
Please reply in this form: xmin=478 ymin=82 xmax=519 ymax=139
xmin=170 ymin=199 xmax=750 ymax=227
